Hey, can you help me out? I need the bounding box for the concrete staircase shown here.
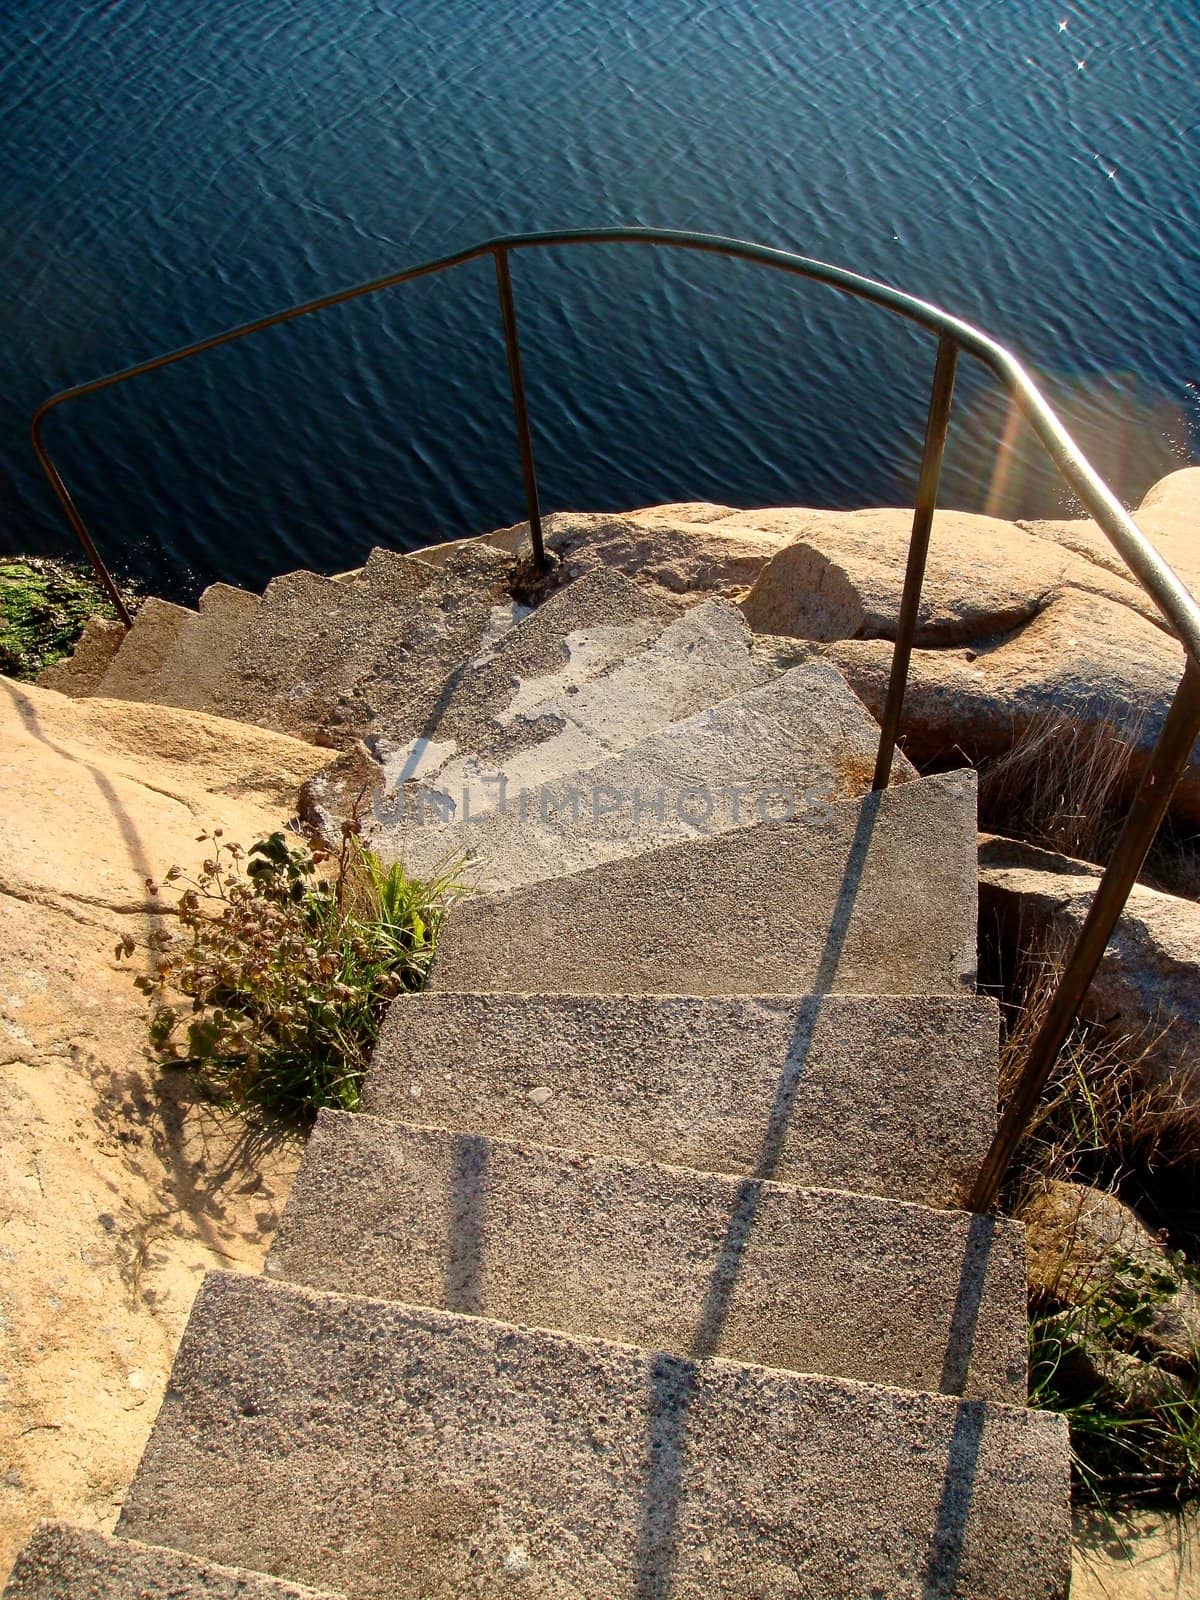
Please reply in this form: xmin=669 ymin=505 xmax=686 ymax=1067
xmin=10 ymin=538 xmax=1073 ymax=1599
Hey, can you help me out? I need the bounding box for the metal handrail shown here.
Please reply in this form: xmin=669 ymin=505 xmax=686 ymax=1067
xmin=28 ymin=226 xmax=1200 ymax=1210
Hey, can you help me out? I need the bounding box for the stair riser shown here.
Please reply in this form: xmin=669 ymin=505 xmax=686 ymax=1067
xmin=428 ymin=771 xmax=980 ymax=997
xmin=268 ymin=1113 xmax=1028 ymax=1400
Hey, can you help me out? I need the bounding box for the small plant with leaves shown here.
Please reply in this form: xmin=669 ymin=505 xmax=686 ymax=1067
xmin=118 ymin=827 xmax=459 ymax=1125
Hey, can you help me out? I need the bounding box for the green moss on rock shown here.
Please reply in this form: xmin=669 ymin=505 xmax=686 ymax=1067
xmin=0 ymin=557 xmax=137 ymax=680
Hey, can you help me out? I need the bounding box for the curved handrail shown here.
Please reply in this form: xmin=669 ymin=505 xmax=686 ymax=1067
xmin=28 ymin=226 xmax=1200 ymax=1209
xmin=31 ymin=226 xmax=1200 ymax=660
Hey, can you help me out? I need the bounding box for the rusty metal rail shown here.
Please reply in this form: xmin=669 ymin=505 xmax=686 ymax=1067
xmin=28 ymin=227 xmax=1200 ymax=1209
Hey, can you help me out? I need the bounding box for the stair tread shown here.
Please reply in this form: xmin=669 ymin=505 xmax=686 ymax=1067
xmin=300 ymin=565 xmax=678 ymax=840
xmin=429 ymin=769 xmax=979 ymax=998
xmin=369 ymin=594 xmax=782 ymax=832
xmin=2 ymin=1522 xmax=343 ymax=1600
xmin=116 ymin=1271 xmax=1071 ymax=1600
xmin=378 ymin=659 xmax=894 ymax=890
xmin=267 ymin=1111 xmax=1028 ymax=1400
xmin=365 ymin=990 xmax=998 ymax=1206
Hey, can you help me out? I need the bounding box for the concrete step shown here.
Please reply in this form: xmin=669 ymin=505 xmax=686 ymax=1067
xmin=378 ymin=660 xmax=899 ymax=890
xmin=429 ymin=768 xmax=978 ymax=997
xmin=36 ymin=615 xmax=126 ymax=696
xmin=364 ymin=990 xmax=998 ymax=1207
xmin=94 ymin=584 xmax=261 ymax=711
xmin=256 ymin=547 xmax=446 ymax=742
xmin=300 ymin=566 xmax=678 ymax=841
xmin=304 ymin=542 xmax=526 ymax=749
xmin=267 ymin=1112 xmax=1028 ymax=1401
xmin=2 ymin=1523 xmax=342 ymax=1600
xmin=210 ymin=549 xmax=466 ymax=741
xmin=321 ymin=541 xmax=523 ymax=748
xmin=116 ymin=1271 xmax=1071 ymax=1600
xmin=370 ymin=595 xmax=781 ymax=836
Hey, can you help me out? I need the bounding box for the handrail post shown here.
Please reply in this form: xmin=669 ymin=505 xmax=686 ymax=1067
xmin=968 ymin=657 xmax=1200 ymax=1212
xmin=493 ymin=247 xmax=548 ymax=571
xmin=30 ymin=412 xmax=134 ymax=628
xmin=872 ymin=335 xmax=958 ymax=789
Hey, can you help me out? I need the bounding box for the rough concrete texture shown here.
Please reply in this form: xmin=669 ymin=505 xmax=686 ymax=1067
xmin=207 ymin=569 xmax=351 ymax=731
xmin=430 ymin=770 xmax=979 ymax=997
xmin=978 ymin=833 xmax=1200 ymax=1089
xmin=95 ymin=586 xmax=262 ymax=713
xmin=380 ymin=660 xmax=903 ymax=888
xmin=299 ymin=567 xmax=678 ymax=841
xmin=268 ymin=1112 xmax=1028 ymax=1401
xmin=259 ymin=548 xmax=441 ymax=742
xmin=364 ymin=991 xmax=999 ymax=1206
xmin=336 ymin=542 xmax=522 ymax=748
xmin=368 ymin=596 xmax=778 ymax=841
xmin=117 ymin=1272 xmax=1071 ymax=1600
xmin=36 ymin=616 xmax=126 ymax=697
xmin=210 ymin=551 xmax=483 ymax=741
xmin=2 ymin=1523 xmax=342 ymax=1600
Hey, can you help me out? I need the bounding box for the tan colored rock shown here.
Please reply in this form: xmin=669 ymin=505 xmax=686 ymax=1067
xmin=824 ymin=587 xmax=1198 ymax=818
xmin=1071 ymin=1502 xmax=1199 ymax=1600
xmin=1022 ymin=1181 xmax=1200 ymax=1444
xmin=0 ymin=677 xmax=331 ymax=1575
xmin=729 ymin=483 xmax=1198 ymax=821
xmin=1021 ymin=466 xmax=1200 ymax=607
xmin=421 ymin=504 xmax=794 ymax=597
xmin=978 ymin=833 xmax=1200 ymax=1087
xmin=1022 ymin=1181 xmax=1197 ymax=1325
xmin=738 ymin=505 xmax=1161 ymax=642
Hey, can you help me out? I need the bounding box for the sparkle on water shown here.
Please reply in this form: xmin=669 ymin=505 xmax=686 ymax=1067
xmin=1 ymin=0 xmax=1195 ymax=600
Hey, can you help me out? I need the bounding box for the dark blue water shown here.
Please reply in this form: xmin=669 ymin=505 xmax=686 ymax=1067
xmin=2 ymin=0 xmax=1197 ymax=601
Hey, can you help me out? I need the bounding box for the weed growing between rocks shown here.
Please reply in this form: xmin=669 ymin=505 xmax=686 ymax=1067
xmin=119 ymin=828 xmax=459 ymax=1126
xmin=0 ymin=555 xmax=137 ymax=679
xmin=996 ymin=940 xmax=1200 ymax=1506
xmin=1029 ymin=1247 xmax=1200 ymax=1505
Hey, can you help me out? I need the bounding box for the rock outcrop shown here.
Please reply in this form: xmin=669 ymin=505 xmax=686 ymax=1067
xmin=978 ymin=833 xmax=1200 ymax=1089
xmin=0 ymin=677 xmax=331 ymax=1575
xmin=737 ymin=473 xmax=1200 ymax=821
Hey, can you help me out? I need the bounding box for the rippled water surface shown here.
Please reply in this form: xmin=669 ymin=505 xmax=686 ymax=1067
xmin=2 ymin=0 xmax=1196 ymax=598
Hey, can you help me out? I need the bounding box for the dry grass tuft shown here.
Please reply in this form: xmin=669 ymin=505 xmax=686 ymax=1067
xmin=1000 ymin=938 xmax=1200 ymax=1506
xmin=978 ymin=706 xmax=1147 ymax=867
xmin=977 ymin=703 xmax=1200 ymax=899
xmin=1000 ymin=937 xmax=1200 ymax=1221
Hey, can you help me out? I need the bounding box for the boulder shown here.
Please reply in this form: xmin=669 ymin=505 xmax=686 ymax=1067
xmin=977 ymin=833 xmax=1200 ymax=1087
xmin=1021 ymin=1180 xmax=1200 ymax=1371
xmin=737 ymin=505 xmax=1163 ymax=643
xmin=823 ymin=589 xmax=1198 ymax=817
xmin=1021 ymin=466 xmax=1200 ymax=606
xmin=730 ymin=483 xmax=1200 ymax=822
xmin=0 ymin=676 xmax=331 ymax=1574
